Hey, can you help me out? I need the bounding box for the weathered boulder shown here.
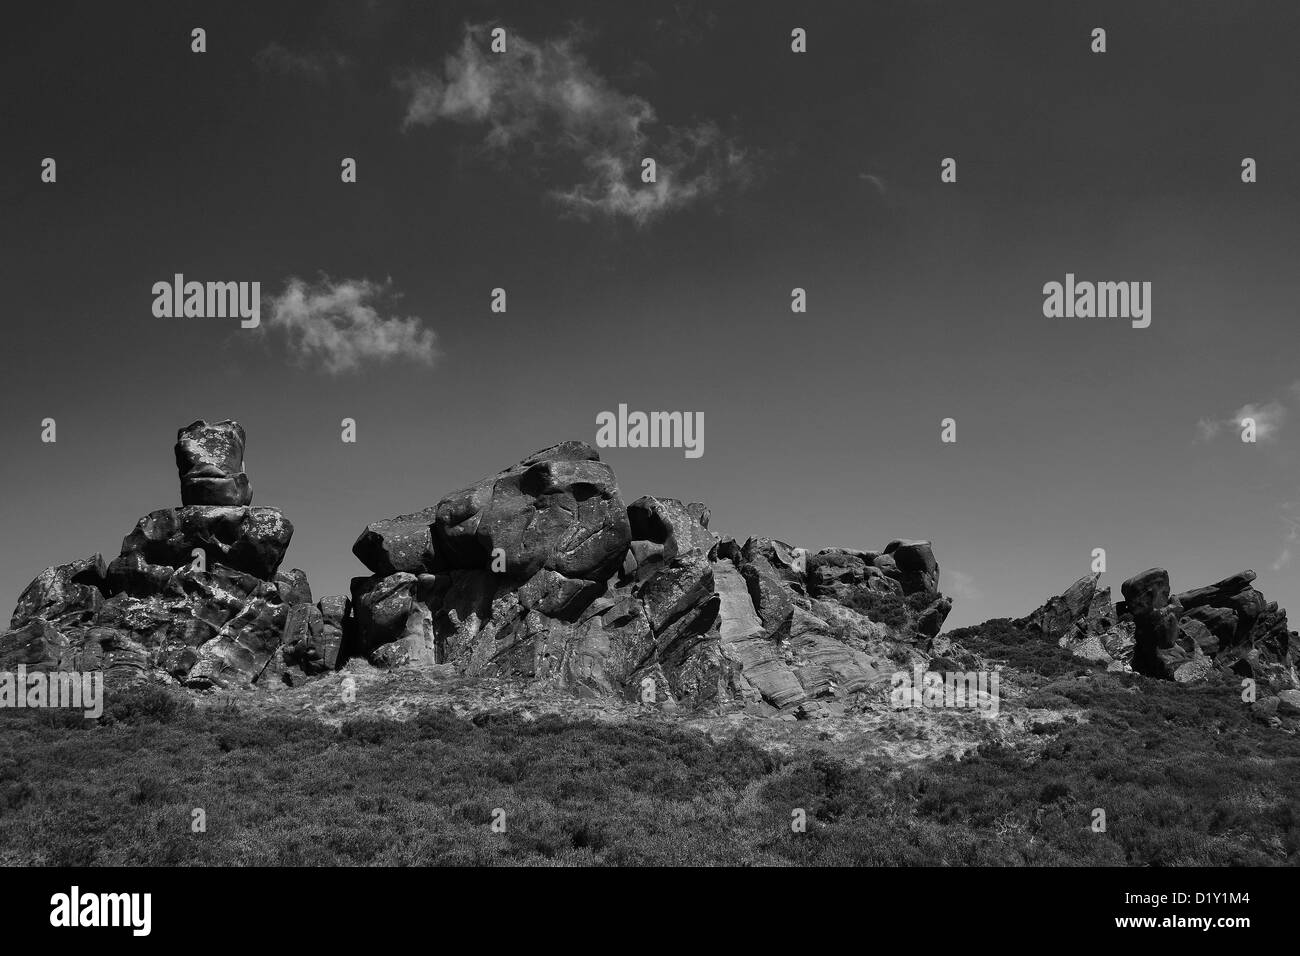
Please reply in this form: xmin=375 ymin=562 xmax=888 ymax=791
xmin=739 ymin=537 xmax=806 ymax=590
xmin=0 ymin=619 xmax=74 ymax=670
xmin=806 ymin=550 xmax=869 ymax=601
xmin=627 ymin=496 xmax=716 ymax=563
xmin=1183 ymin=605 xmax=1238 ymax=645
xmin=883 ymin=539 xmax=939 ymax=595
xmin=1172 ymin=570 xmax=1256 ymax=611
xmin=119 ymin=506 xmax=293 ymax=581
xmin=351 ymin=572 xmax=419 ymax=656
xmin=1122 ymin=568 xmax=1170 ymax=620
xmin=351 ymin=507 xmax=439 ymax=576
xmin=281 ymin=603 xmax=326 ymax=673
xmin=431 ymin=442 xmax=630 ymax=582
xmin=915 ymin=596 xmax=953 ymax=638
xmin=516 ymin=569 xmax=604 ymax=621
xmin=10 ymin=555 xmax=107 ymax=629
xmin=314 ymin=595 xmax=348 ymax=671
xmin=273 ymin=568 xmax=313 ymax=606
xmin=175 ymin=419 xmax=252 ymax=507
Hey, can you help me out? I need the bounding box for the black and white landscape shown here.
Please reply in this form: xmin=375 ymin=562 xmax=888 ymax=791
xmin=2 ymin=0 xmax=1299 ymax=913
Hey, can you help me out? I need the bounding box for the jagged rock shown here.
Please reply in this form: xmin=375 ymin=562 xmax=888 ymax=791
xmin=10 ymin=555 xmax=107 ymax=628
xmin=712 ymin=561 xmax=805 ymax=710
xmin=787 ymin=606 xmax=884 ymax=699
xmin=740 ymin=537 xmax=806 ymax=591
xmin=314 ymin=595 xmax=347 ymax=671
xmin=83 ymin=627 xmax=150 ymax=687
xmin=806 ymin=550 xmax=869 ymax=601
xmin=373 ymin=605 xmax=437 ymax=668
xmin=430 ymin=442 xmax=630 ymax=582
xmin=1020 ymin=573 xmax=1101 ymax=642
xmin=351 ymin=572 xmax=419 ymax=655
xmin=915 ymin=596 xmax=953 ymax=638
xmin=0 ymin=619 xmax=73 ymax=670
xmin=351 ymin=507 xmax=439 ymax=576
xmin=1183 ymin=605 xmax=1238 ymax=645
xmin=433 ymin=570 xmax=505 ymax=669
xmin=1123 ymin=568 xmax=1181 ymax=678
xmin=738 ymin=558 xmax=794 ymax=640
xmin=1179 ymin=618 xmax=1218 ymax=655
xmin=516 ymin=569 xmax=603 ymax=621
xmin=620 ymin=540 xmax=668 ymax=584
xmin=883 ymin=539 xmax=939 ymax=595
xmin=1122 ymin=568 xmax=1170 ymax=619
xmin=1228 ymin=588 xmax=1268 ymax=638
xmin=119 ymin=506 xmax=293 ymax=581
xmin=105 ymin=552 xmax=178 ymax=598
xmin=627 ymin=496 xmax=716 ymax=563
xmin=175 ymin=419 xmax=252 ymax=507
xmin=187 ymin=597 xmax=286 ymax=688
xmin=281 ymin=603 xmax=326 ymax=673
xmin=1172 ymin=570 xmax=1256 ymax=611
xmin=273 ymin=568 xmax=313 ymax=606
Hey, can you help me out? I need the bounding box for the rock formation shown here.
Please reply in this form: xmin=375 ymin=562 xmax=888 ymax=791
xmin=344 ymin=441 xmax=952 ymax=715
xmin=2 ymin=420 xmax=342 ymax=690
xmin=1021 ymin=567 xmax=1296 ymax=689
xmin=175 ymin=419 xmax=253 ymax=506
xmin=6 ymin=422 xmax=1296 ymax=711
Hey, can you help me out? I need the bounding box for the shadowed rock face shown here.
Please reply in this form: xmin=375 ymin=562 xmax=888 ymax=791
xmin=175 ymin=420 xmax=252 ymax=507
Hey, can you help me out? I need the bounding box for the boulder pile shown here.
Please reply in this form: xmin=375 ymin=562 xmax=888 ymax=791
xmin=2 ymin=420 xmax=342 ymax=689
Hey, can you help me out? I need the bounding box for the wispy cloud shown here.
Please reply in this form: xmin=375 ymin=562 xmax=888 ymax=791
xmin=254 ymin=43 xmax=352 ymax=84
xmin=262 ymin=277 xmax=437 ymax=374
xmin=946 ymin=570 xmax=981 ymax=602
xmin=396 ymin=23 xmax=751 ymax=225
xmin=1196 ymin=389 xmax=1294 ymax=444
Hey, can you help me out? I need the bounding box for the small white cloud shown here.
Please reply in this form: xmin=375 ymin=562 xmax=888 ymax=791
xmin=1233 ymin=401 xmax=1287 ymax=442
xmin=263 ymin=277 xmax=437 ymax=374
xmin=1194 ymin=417 xmax=1222 ymax=442
xmin=397 ymin=24 xmax=750 ymax=225
xmin=1196 ymin=398 xmax=1287 ymax=443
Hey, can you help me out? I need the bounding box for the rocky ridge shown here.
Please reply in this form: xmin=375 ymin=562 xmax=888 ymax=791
xmin=3 ymin=421 xmax=1297 ymax=716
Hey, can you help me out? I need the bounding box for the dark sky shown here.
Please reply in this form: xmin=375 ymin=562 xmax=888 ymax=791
xmin=5 ymin=0 xmax=1300 ymax=627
